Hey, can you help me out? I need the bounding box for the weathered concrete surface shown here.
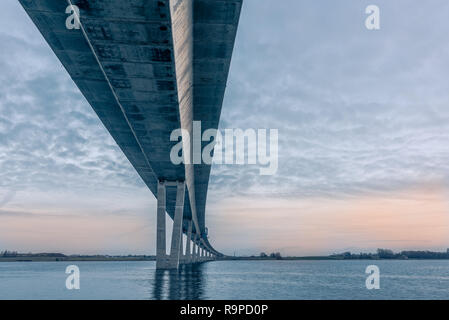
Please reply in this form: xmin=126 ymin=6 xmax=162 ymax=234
xmin=19 ymin=0 xmax=242 ymax=258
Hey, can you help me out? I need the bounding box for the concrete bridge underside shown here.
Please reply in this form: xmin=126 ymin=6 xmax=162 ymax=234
xmin=20 ymin=0 xmax=242 ymax=269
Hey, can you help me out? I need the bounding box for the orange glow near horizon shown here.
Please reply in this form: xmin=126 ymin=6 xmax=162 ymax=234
xmin=208 ymin=183 xmax=449 ymax=256
xmin=1 ymin=184 xmax=448 ymax=256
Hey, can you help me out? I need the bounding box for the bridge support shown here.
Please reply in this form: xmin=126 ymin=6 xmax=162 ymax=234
xmin=156 ymin=191 xmax=213 ymax=268
xmin=156 ymin=181 xmax=167 ymax=269
xmin=156 ymin=180 xmax=185 ymax=269
xmin=192 ymin=235 xmax=197 ymax=263
xmin=194 ymin=236 xmax=200 ymax=263
xmin=184 ymin=220 xmax=192 ymax=264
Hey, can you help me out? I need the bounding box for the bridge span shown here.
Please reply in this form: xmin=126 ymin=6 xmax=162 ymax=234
xmin=20 ymin=0 xmax=242 ymax=269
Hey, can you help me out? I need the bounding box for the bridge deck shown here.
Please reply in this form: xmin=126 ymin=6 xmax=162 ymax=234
xmin=19 ymin=0 xmax=242 ymax=255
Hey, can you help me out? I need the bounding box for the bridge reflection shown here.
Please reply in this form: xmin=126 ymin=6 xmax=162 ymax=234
xmin=152 ymin=263 xmax=207 ymax=300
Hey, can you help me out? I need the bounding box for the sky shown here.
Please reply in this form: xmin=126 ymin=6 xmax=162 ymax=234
xmin=1 ymin=0 xmax=449 ymax=256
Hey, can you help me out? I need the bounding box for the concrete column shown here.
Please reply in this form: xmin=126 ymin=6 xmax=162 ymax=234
xmin=156 ymin=181 xmax=167 ymax=269
xmin=179 ymin=226 xmax=184 ymax=263
xmin=192 ymin=234 xmax=197 ymax=263
xmin=194 ymin=236 xmax=199 ymax=262
xmin=156 ymin=181 xmax=186 ymax=270
xmin=185 ymin=220 xmax=192 ymax=263
xmin=167 ymin=181 xmax=185 ymax=269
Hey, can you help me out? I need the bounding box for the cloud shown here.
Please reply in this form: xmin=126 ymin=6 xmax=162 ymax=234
xmin=209 ymin=0 xmax=449 ymax=201
xmin=207 ymin=184 xmax=449 ymax=256
xmin=0 ymin=1 xmax=146 ymax=195
xmin=0 ymin=190 xmax=16 ymax=208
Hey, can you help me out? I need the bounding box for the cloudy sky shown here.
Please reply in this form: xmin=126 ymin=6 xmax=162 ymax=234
xmin=1 ymin=0 xmax=449 ymax=256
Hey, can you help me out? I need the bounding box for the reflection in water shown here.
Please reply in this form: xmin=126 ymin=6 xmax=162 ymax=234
xmin=152 ymin=263 xmax=207 ymax=300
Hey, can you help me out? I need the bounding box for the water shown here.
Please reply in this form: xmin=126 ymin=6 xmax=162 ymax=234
xmin=1 ymin=260 xmax=449 ymax=299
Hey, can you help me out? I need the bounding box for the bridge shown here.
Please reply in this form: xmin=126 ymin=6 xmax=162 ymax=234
xmin=20 ymin=0 xmax=242 ymax=269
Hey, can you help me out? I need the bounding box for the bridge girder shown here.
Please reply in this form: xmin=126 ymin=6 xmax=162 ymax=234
xmin=19 ymin=0 xmax=242 ymax=265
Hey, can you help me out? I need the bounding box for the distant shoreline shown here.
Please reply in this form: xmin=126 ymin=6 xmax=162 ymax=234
xmin=0 ymin=256 xmax=449 ymax=263
xmin=2 ymin=248 xmax=449 ymax=262
xmin=222 ymin=256 xmax=449 ymax=261
xmin=0 ymin=256 xmax=156 ymax=262
xmin=3 ymin=257 xmax=449 ymax=262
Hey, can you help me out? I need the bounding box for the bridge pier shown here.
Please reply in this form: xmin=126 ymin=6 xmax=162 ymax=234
xmin=156 ymin=187 xmax=213 ymax=269
xmin=184 ymin=220 xmax=193 ymax=264
xmin=196 ymin=238 xmax=201 ymax=262
xmin=191 ymin=235 xmax=196 ymax=263
xmin=156 ymin=180 xmax=185 ymax=270
xmin=193 ymin=236 xmax=199 ymax=263
xmin=156 ymin=181 xmax=167 ymax=269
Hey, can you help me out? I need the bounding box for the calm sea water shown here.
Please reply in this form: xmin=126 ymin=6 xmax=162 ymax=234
xmin=0 ymin=260 xmax=449 ymax=299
